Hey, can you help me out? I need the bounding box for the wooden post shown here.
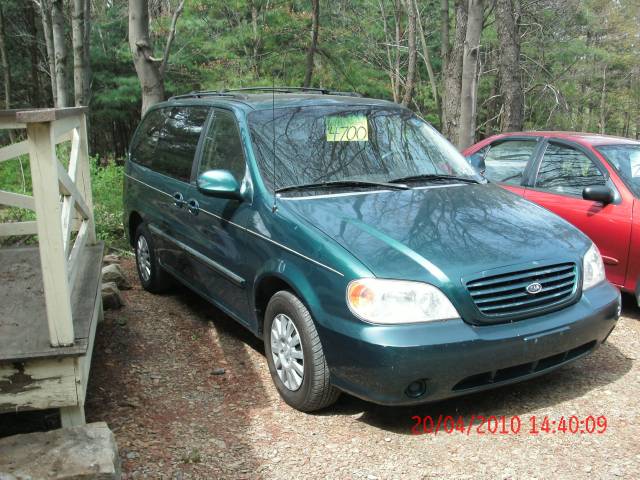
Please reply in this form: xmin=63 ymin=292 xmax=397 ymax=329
xmin=60 ymin=404 xmax=86 ymax=427
xmin=26 ymin=121 xmax=75 ymax=347
xmin=77 ymin=112 xmax=96 ymax=243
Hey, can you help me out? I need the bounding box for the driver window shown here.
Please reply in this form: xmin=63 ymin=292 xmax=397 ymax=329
xmin=199 ymin=110 xmax=247 ymax=181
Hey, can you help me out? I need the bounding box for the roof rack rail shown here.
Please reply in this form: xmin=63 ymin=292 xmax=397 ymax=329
xmin=169 ymin=91 xmax=245 ymax=101
xmin=169 ymin=86 xmax=363 ymax=101
xmin=221 ymin=86 xmax=330 ymax=94
xmin=221 ymin=86 xmax=363 ymax=97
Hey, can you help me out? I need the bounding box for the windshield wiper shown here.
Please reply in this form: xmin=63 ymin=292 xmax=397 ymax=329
xmin=388 ymin=173 xmax=481 ymax=185
xmin=275 ymin=180 xmax=410 ymax=193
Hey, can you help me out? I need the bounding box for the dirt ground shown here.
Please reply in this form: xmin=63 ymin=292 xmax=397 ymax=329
xmin=5 ymin=256 xmax=638 ymax=479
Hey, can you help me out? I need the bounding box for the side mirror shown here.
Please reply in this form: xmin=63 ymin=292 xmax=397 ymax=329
xmin=197 ymin=169 xmax=242 ymax=200
xmin=582 ymin=185 xmax=614 ymax=205
xmin=467 ymin=154 xmax=486 ymax=175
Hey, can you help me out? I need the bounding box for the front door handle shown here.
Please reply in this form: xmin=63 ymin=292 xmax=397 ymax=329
xmin=173 ymin=192 xmax=185 ymax=208
xmin=187 ymin=199 xmax=200 ymax=215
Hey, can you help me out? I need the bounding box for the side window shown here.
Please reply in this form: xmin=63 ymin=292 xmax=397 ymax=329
xmin=130 ymin=109 xmax=166 ymax=167
xmin=198 ymin=110 xmax=246 ymax=181
xmin=483 ymin=140 xmax=538 ymax=185
xmin=535 ymin=143 xmax=606 ymax=196
xmin=153 ymin=106 xmax=209 ymax=182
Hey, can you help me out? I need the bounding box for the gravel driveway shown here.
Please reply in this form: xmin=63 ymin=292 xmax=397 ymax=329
xmin=86 ymin=258 xmax=639 ymax=479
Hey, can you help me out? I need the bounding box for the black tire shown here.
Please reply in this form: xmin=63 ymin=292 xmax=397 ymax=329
xmin=264 ymin=290 xmax=340 ymax=412
xmin=134 ymin=223 xmax=173 ymax=293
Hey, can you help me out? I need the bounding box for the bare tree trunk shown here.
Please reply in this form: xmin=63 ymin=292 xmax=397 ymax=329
xmin=25 ymin=2 xmax=43 ymax=107
xmin=129 ymin=0 xmax=185 ymax=116
xmin=415 ymin=0 xmax=440 ymax=120
xmin=36 ymin=0 xmax=58 ymax=107
xmin=442 ymin=0 xmax=467 ymax=144
xmin=393 ymin=0 xmax=402 ymax=103
xmin=441 ymin=0 xmax=449 ymax=66
xmin=401 ymin=0 xmax=417 ymax=106
xmin=496 ymin=0 xmax=523 ymax=131
xmin=83 ymin=0 xmax=91 ymax=105
xmin=51 ymin=0 xmax=70 ymax=107
xmin=457 ymin=0 xmax=483 ymax=150
xmin=598 ymin=65 xmax=607 ymax=134
xmin=379 ymin=0 xmax=398 ymax=99
xmin=303 ymin=0 xmax=319 ymax=88
xmin=0 ymin=5 xmax=10 ymax=110
xmin=72 ymin=0 xmax=89 ymax=106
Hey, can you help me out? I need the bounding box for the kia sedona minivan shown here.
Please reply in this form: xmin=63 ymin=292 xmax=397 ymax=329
xmin=124 ymin=88 xmax=621 ymax=411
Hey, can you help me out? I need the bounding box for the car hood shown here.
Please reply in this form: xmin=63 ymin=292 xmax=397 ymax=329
xmin=281 ymin=183 xmax=590 ymax=285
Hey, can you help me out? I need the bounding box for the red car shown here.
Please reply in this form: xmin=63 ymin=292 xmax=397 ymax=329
xmin=463 ymin=132 xmax=640 ymax=304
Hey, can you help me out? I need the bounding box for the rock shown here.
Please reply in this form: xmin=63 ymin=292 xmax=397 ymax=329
xmin=103 ymin=254 xmax=121 ymax=265
xmin=211 ymin=368 xmax=226 ymax=375
xmin=0 ymin=422 xmax=121 ymax=479
xmin=102 ymin=282 xmax=124 ymax=310
xmin=102 ymin=264 xmax=131 ymax=290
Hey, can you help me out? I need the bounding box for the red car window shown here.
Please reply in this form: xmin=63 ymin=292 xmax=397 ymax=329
xmin=535 ymin=144 xmax=606 ymax=196
xmin=483 ymin=140 xmax=537 ymax=185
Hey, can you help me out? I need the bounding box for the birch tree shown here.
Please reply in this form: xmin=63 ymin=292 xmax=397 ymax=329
xmin=34 ymin=0 xmax=57 ymax=106
xmin=51 ymin=0 xmax=70 ymax=107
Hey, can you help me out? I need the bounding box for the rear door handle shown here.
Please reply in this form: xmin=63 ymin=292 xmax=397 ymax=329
xmin=187 ymin=199 xmax=200 ymax=215
xmin=173 ymin=192 xmax=185 ymax=208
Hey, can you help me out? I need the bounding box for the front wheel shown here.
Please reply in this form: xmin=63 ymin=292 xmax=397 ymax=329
xmin=264 ymin=291 xmax=340 ymax=412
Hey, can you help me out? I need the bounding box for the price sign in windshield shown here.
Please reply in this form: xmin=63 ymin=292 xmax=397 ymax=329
xmin=326 ymin=115 xmax=369 ymax=142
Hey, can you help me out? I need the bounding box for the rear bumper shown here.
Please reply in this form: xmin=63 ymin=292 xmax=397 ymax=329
xmin=319 ymin=281 xmax=621 ymax=406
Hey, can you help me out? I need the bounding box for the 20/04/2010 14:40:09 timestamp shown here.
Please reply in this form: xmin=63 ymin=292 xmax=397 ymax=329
xmin=410 ymin=415 xmax=608 ymax=435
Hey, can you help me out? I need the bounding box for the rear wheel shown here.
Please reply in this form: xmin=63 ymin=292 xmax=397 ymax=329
xmin=134 ymin=223 xmax=173 ymax=293
xmin=264 ymin=291 xmax=340 ymax=411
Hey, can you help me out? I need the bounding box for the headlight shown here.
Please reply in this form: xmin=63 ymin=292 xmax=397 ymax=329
xmin=346 ymin=278 xmax=460 ymax=324
xmin=582 ymin=243 xmax=606 ymax=290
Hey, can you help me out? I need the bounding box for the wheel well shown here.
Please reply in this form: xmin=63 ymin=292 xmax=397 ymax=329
xmin=254 ymin=276 xmax=294 ymax=334
xmin=128 ymin=211 xmax=144 ymax=247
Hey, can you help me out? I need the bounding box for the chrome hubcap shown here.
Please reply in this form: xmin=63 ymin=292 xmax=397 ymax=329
xmin=136 ymin=235 xmax=151 ymax=282
xmin=270 ymin=313 xmax=304 ymax=391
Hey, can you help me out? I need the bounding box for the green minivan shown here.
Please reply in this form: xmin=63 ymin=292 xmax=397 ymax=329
xmin=124 ymin=88 xmax=621 ymax=411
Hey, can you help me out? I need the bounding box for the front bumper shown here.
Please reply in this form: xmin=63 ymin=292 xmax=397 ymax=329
xmin=318 ymin=281 xmax=621 ymax=406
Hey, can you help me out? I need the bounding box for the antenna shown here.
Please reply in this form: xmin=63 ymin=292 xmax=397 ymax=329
xmin=271 ymin=72 xmax=278 ymax=213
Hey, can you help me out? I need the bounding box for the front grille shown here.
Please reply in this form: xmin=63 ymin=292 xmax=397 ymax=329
xmin=452 ymin=340 xmax=597 ymax=391
xmin=466 ymin=262 xmax=578 ymax=319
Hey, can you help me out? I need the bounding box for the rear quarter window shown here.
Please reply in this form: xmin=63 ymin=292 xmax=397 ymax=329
xmin=129 ymin=109 xmax=165 ymax=168
xmin=130 ymin=106 xmax=210 ymax=182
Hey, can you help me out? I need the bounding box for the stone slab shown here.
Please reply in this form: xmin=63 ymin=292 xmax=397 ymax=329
xmin=0 ymin=422 xmax=120 ymax=479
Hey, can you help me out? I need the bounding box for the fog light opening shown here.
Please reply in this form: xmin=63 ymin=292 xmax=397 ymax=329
xmin=405 ymin=379 xmax=427 ymax=398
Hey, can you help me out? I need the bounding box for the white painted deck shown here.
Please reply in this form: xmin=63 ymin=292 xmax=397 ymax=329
xmin=0 ymin=108 xmax=103 ymax=426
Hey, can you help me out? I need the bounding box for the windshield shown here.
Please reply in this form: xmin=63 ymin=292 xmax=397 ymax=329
xmin=596 ymin=144 xmax=640 ymax=197
xmin=248 ymin=106 xmax=481 ymax=192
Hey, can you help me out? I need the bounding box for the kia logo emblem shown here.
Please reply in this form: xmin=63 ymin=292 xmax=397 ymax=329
xmin=526 ymin=282 xmax=543 ymax=294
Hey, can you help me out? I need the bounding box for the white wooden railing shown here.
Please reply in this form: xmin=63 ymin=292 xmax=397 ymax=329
xmin=0 ymin=107 xmax=96 ymax=347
